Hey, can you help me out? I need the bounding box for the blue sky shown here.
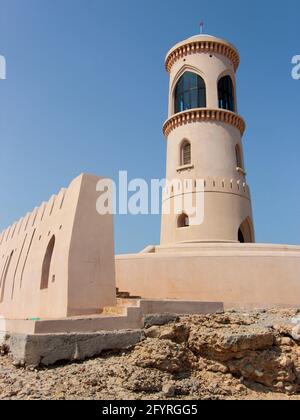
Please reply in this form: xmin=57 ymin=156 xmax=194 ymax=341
xmin=0 ymin=0 xmax=299 ymax=253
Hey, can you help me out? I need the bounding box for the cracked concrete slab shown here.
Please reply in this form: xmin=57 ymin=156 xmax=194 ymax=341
xmin=8 ymin=330 xmax=144 ymax=367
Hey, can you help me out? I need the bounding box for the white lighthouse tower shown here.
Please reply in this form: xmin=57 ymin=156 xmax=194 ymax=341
xmin=160 ymin=34 xmax=255 ymax=245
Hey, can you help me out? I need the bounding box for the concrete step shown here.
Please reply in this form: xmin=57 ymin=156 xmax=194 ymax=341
xmin=8 ymin=330 xmax=145 ymax=367
xmin=117 ymin=292 xmax=130 ymax=298
xmin=116 ymin=288 xmax=141 ymax=300
xmin=117 ymin=298 xmax=141 ymax=308
xmin=102 ymin=306 xmax=128 ymax=316
xmin=99 ymin=312 xmax=125 ymax=318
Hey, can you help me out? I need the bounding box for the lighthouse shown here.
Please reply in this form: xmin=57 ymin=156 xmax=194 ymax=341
xmin=160 ymin=34 xmax=255 ymax=245
xmin=116 ymin=33 xmax=300 ymax=310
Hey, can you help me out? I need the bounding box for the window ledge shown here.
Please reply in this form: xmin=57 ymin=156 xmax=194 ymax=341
xmin=236 ymin=166 xmax=247 ymax=176
xmin=177 ymin=164 xmax=194 ymax=173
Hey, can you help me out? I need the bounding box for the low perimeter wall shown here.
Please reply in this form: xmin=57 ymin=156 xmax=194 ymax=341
xmin=116 ymin=243 xmax=300 ymax=309
xmin=0 ymin=173 xmax=116 ymax=320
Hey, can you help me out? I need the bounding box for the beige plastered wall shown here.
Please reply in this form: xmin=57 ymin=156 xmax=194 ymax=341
xmin=116 ymin=243 xmax=300 ymax=309
xmin=0 ymin=174 xmax=116 ymax=320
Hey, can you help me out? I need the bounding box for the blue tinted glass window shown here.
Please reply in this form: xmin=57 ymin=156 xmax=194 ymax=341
xmin=218 ymin=75 xmax=235 ymax=112
xmin=174 ymin=72 xmax=206 ymax=114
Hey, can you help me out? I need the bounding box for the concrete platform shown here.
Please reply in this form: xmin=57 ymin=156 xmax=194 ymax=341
xmin=6 ymin=330 xmax=144 ymax=367
xmin=1 ymin=300 xmax=223 ymax=335
xmin=0 ymin=299 xmax=223 ymax=366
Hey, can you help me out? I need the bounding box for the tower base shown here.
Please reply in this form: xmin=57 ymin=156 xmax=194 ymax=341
xmin=116 ymin=243 xmax=300 ymax=310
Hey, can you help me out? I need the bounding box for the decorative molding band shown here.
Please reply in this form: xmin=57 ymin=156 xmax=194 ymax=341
xmin=163 ymin=108 xmax=246 ymax=137
xmin=162 ymin=177 xmax=251 ymax=203
xmin=165 ymin=40 xmax=240 ymax=73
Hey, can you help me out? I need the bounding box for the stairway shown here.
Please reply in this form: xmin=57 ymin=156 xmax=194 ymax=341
xmin=15 ymin=299 xmax=224 ymax=335
xmin=102 ymin=289 xmax=224 ymax=321
xmin=116 ymin=288 xmax=141 ymax=300
xmin=102 ymin=297 xmax=141 ymax=316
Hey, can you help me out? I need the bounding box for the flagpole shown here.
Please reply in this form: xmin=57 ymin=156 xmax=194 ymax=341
xmin=199 ymin=21 xmax=204 ymax=34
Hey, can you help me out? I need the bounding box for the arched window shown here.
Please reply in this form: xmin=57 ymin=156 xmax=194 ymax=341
xmin=218 ymin=75 xmax=235 ymax=112
xmin=40 ymin=235 xmax=55 ymax=290
xmin=174 ymin=72 xmax=206 ymax=114
xmin=235 ymin=144 xmax=243 ymax=169
xmin=177 ymin=213 xmax=189 ymax=228
xmin=180 ymin=140 xmax=191 ymax=166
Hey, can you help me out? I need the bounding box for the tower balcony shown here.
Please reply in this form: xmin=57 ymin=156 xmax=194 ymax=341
xmin=163 ymin=108 xmax=246 ymax=138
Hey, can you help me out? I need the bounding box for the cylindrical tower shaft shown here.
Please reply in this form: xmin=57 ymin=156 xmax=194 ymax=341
xmin=160 ymin=35 xmax=255 ymax=245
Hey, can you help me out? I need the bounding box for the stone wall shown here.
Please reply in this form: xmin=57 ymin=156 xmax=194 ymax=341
xmin=0 ymin=174 xmax=116 ymax=320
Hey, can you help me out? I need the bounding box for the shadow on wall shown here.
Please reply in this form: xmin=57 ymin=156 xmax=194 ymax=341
xmin=40 ymin=235 xmax=55 ymax=290
xmin=0 ymin=251 xmax=14 ymax=303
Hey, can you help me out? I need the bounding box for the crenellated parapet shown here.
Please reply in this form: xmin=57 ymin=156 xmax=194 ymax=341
xmin=0 ymin=174 xmax=116 ymax=320
xmin=0 ymin=188 xmax=67 ymax=247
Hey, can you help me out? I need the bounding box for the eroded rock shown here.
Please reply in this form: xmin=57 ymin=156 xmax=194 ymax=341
xmin=0 ymin=309 xmax=300 ymax=400
xmin=130 ymin=339 xmax=197 ymax=373
xmin=292 ymin=325 xmax=300 ymax=342
xmin=188 ymin=324 xmax=275 ymax=362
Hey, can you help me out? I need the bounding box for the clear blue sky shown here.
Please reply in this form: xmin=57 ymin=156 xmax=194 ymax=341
xmin=0 ymin=0 xmax=299 ymax=253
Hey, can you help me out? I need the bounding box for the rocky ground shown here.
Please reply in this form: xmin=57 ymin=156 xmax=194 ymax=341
xmin=0 ymin=309 xmax=300 ymax=400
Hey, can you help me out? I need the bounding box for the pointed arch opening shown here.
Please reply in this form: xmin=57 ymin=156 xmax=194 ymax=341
xmin=177 ymin=213 xmax=190 ymax=229
xmin=218 ymin=75 xmax=235 ymax=112
xmin=180 ymin=140 xmax=192 ymax=166
xmin=174 ymin=72 xmax=206 ymax=114
xmin=40 ymin=235 xmax=55 ymax=290
xmin=238 ymin=218 xmax=254 ymax=243
xmin=238 ymin=229 xmax=245 ymax=243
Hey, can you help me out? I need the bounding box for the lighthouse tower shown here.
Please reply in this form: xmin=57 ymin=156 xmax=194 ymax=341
xmin=160 ymin=34 xmax=255 ymax=245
